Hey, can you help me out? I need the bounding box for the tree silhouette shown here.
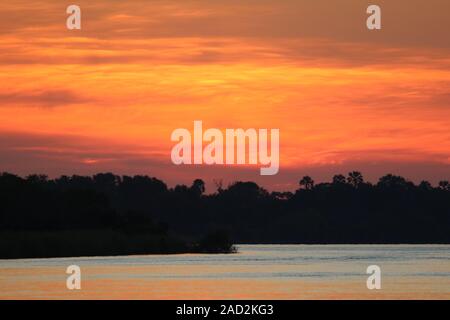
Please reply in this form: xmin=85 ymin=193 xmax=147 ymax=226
xmin=299 ymin=176 xmax=315 ymax=190
xmin=378 ymin=174 xmax=412 ymax=189
xmin=191 ymin=179 xmax=206 ymax=197
xmin=419 ymin=180 xmax=433 ymax=190
xmin=347 ymin=171 xmax=364 ymax=188
xmin=439 ymin=180 xmax=450 ymax=191
xmin=332 ymin=174 xmax=346 ymax=185
xmin=213 ymin=179 xmax=224 ymax=193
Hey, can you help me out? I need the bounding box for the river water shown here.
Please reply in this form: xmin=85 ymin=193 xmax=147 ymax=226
xmin=0 ymin=245 xmax=449 ymax=299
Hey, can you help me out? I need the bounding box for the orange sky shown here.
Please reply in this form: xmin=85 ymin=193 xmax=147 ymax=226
xmin=0 ymin=0 xmax=449 ymax=190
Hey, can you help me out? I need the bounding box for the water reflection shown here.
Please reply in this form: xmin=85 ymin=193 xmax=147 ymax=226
xmin=0 ymin=245 xmax=449 ymax=299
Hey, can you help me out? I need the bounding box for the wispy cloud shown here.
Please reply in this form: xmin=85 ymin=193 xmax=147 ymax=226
xmin=0 ymin=89 xmax=90 ymax=107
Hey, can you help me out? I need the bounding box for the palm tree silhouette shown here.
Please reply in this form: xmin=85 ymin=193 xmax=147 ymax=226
xmin=347 ymin=171 xmax=364 ymax=188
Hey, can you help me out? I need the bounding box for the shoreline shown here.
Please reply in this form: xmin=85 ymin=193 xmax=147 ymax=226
xmin=3 ymin=243 xmax=450 ymax=261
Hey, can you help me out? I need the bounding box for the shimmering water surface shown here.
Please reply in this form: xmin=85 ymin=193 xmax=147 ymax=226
xmin=0 ymin=245 xmax=449 ymax=299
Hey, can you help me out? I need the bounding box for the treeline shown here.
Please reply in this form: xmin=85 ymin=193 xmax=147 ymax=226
xmin=0 ymin=171 xmax=449 ymax=258
xmin=0 ymin=172 xmax=238 ymax=258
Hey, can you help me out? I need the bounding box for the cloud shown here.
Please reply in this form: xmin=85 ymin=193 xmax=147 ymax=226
xmin=0 ymin=89 xmax=90 ymax=107
xmin=0 ymin=131 xmax=449 ymax=192
xmin=0 ymin=131 xmax=168 ymax=176
xmin=1 ymin=1 xmax=449 ymax=68
xmin=0 ymin=1 xmax=449 ymax=191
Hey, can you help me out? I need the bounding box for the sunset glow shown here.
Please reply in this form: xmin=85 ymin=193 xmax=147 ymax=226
xmin=1 ymin=0 xmax=449 ymax=190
